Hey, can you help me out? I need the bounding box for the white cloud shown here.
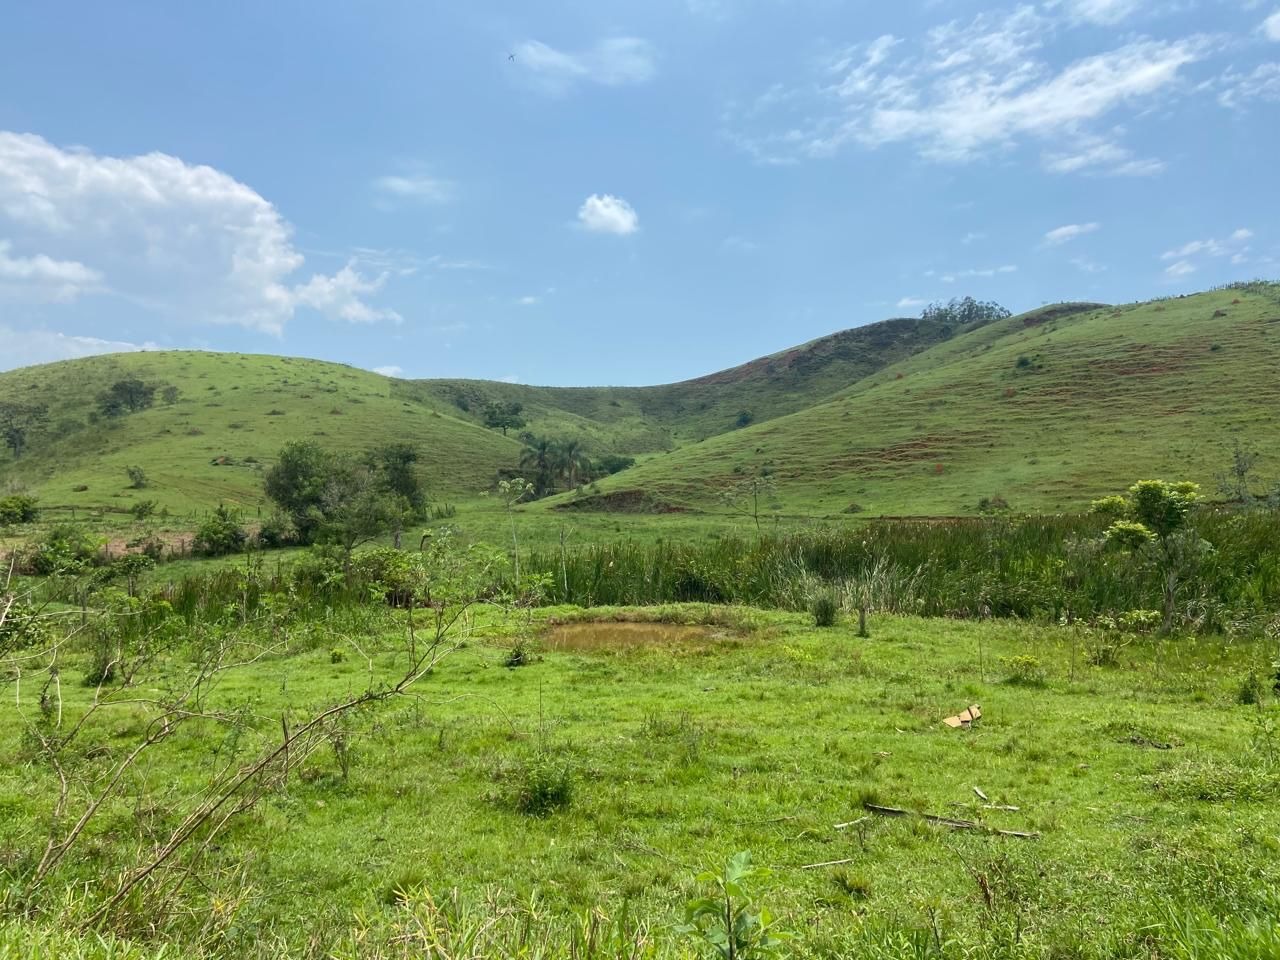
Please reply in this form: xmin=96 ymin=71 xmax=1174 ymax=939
xmin=1042 ymin=138 xmax=1164 ymax=176
xmin=517 ymin=295 xmax=540 ymax=305
xmin=515 ymin=37 xmax=656 ymax=94
xmin=577 ymin=194 xmax=639 ymax=235
xmin=293 ymin=264 xmax=401 ymax=324
xmin=729 ymin=10 xmax=1211 ymax=171
xmin=1055 ymin=0 xmax=1143 ymax=26
xmin=960 ymin=231 xmax=986 ymax=245
xmin=0 ymin=326 xmax=158 ymax=371
xmin=0 ymin=131 xmax=397 ymax=336
xmin=940 ymin=265 xmax=1017 ymax=282
xmin=372 ymin=365 xmax=404 ymax=378
xmin=0 ymin=240 xmax=103 ymax=301
xmin=373 ymin=173 xmax=453 ymax=204
xmin=498 ymin=374 xmax=521 ymax=384
xmin=1044 ymin=222 xmax=1100 ymax=245
xmin=896 ymin=296 xmax=928 ymax=309
xmin=1070 ymin=257 xmax=1107 ymax=273
xmin=1264 ymin=10 xmax=1280 ymax=42
xmin=1159 ymin=229 xmax=1252 ymax=269
xmin=1219 ymin=63 xmax=1280 ymax=107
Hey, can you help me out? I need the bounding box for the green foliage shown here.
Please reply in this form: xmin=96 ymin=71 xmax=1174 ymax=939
xmin=193 ymin=504 xmax=248 ymax=556
xmin=129 ymin=499 xmax=157 ymax=521
xmin=483 ymin=399 xmax=526 ymax=436
xmin=0 ymin=399 xmax=48 ymax=458
xmin=1001 ymin=654 xmax=1047 ymax=686
xmin=96 ymin=378 xmax=156 ymax=418
xmin=921 ymin=295 xmax=1011 ymax=326
xmin=21 ymin=523 xmax=101 ymax=574
xmin=500 ymin=752 xmax=576 ymax=816
xmin=676 ymin=852 xmax=791 ymax=960
xmin=265 ymin=440 xmax=424 ymax=551
xmin=0 ymin=493 xmax=39 ymax=525
xmin=125 ymin=465 xmax=148 ymax=489
xmin=809 ymin=590 xmax=839 ymax=628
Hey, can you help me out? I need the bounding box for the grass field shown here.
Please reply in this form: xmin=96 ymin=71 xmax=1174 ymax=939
xmin=2 ymin=598 xmax=1278 ymax=958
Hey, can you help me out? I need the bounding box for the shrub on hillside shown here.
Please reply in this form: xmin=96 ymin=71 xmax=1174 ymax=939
xmin=193 ymin=505 xmax=248 ymax=557
xmin=0 ymin=494 xmax=39 ymax=526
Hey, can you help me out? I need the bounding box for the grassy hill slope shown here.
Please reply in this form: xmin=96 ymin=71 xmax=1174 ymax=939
xmin=553 ymin=286 xmax=1280 ymax=517
xmin=0 ymin=351 xmax=520 ymax=513
xmin=409 ymin=315 xmax=978 ymax=451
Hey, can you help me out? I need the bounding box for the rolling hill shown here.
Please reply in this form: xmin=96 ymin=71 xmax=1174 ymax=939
xmin=0 ymin=351 xmax=520 ymax=513
xmin=551 ymin=285 xmax=1280 ymax=517
xmin=2 ymin=282 xmax=1278 ymax=521
xmin=407 ymin=314 xmax=980 ymax=451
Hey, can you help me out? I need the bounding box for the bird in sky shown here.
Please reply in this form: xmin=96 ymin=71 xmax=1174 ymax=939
xmin=507 ymin=53 xmax=515 ymax=61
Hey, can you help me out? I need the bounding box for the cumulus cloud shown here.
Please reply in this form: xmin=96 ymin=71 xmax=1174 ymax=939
xmin=896 ymin=296 xmax=928 ymax=309
xmin=577 ymin=194 xmax=639 ymax=235
xmin=515 ymin=37 xmax=656 ymax=94
xmin=0 ymin=131 xmax=398 ymax=336
xmin=0 ymin=326 xmax=158 ymax=371
xmin=372 ymin=365 xmax=404 ymax=377
xmin=1044 ymin=222 xmax=1100 ymax=245
xmin=727 ymin=8 xmax=1211 ymax=172
xmin=1264 ymin=11 xmax=1280 ymax=42
xmin=0 ymin=240 xmax=103 ymax=301
xmin=517 ymin=295 xmax=540 ymax=305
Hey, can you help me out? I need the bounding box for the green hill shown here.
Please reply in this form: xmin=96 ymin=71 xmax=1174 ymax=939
xmin=408 ymin=315 xmax=975 ymax=452
xmin=0 ymin=351 xmax=520 ymax=514
xmin=550 ymin=285 xmax=1280 ymax=517
xmin=4 ymin=284 xmax=1278 ymax=523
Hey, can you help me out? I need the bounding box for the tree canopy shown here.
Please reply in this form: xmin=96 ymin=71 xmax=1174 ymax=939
xmin=920 ymin=296 xmax=1011 ymax=326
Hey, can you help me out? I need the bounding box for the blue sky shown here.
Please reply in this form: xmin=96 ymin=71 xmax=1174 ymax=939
xmin=1 ymin=1 xmax=1277 ymax=384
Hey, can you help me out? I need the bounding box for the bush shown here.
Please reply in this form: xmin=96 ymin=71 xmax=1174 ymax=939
xmin=0 ymin=494 xmax=39 ymax=526
xmin=193 ymin=505 xmax=247 ymax=557
xmin=126 ymin=466 xmax=148 ymax=489
xmin=21 ymin=524 xmax=101 ymax=575
xmin=1001 ymin=655 xmax=1047 ymax=686
xmin=501 ymin=754 xmax=575 ymax=816
xmin=257 ymin=511 xmax=299 ymax=548
xmin=1238 ymin=672 xmax=1265 ymax=706
xmin=130 ymin=500 xmax=157 ymax=521
xmin=811 ymin=590 xmax=839 ymax=628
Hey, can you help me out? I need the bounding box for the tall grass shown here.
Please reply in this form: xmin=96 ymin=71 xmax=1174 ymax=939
xmin=523 ymin=510 xmax=1280 ymax=630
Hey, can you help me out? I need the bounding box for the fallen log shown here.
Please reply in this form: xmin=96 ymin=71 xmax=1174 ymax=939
xmin=862 ymin=802 xmax=1039 ymax=840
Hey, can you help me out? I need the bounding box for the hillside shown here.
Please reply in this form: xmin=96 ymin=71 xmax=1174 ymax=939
xmin=0 ymin=352 xmax=520 ymax=513
xmin=552 ymin=285 xmax=1280 ymax=517
xmin=408 ymin=315 xmax=977 ymax=451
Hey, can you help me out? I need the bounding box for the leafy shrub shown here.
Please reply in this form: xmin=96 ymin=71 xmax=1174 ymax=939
xmin=21 ymin=524 xmax=100 ymax=575
xmin=0 ymin=494 xmax=38 ymax=525
xmin=500 ymin=753 xmax=575 ymax=816
xmin=193 ymin=505 xmax=247 ymax=557
xmin=129 ymin=499 xmax=157 ymax=521
xmin=125 ymin=465 xmax=147 ymax=489
xmin=257 ymin=511 xmax=299 ymax=548
xmin=978 ymin=494 xmax=1010 ymax=513
xmin=1239 ymin=672 xmax=1266 ymax=706
xmin=1001 ymin=655 xmax=1047 ymax=686
xmin=0 ymin=595 xmax=49 ymax=655
xmin=810 ymin=590 xmax=839 ymax=627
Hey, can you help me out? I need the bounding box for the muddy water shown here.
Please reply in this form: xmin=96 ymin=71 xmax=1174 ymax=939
xmin=542 ymin=621 xmax=734 ymax=653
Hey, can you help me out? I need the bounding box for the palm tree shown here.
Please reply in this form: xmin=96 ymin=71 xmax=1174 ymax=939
xmin=519 ymin=436 xmax=556 ymax=497
xmin=553 ymin=439 xmax=590 ymax=490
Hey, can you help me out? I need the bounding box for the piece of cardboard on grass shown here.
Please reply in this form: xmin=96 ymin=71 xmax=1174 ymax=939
xmin=942 ymin=704 xmax=981 ymax=728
